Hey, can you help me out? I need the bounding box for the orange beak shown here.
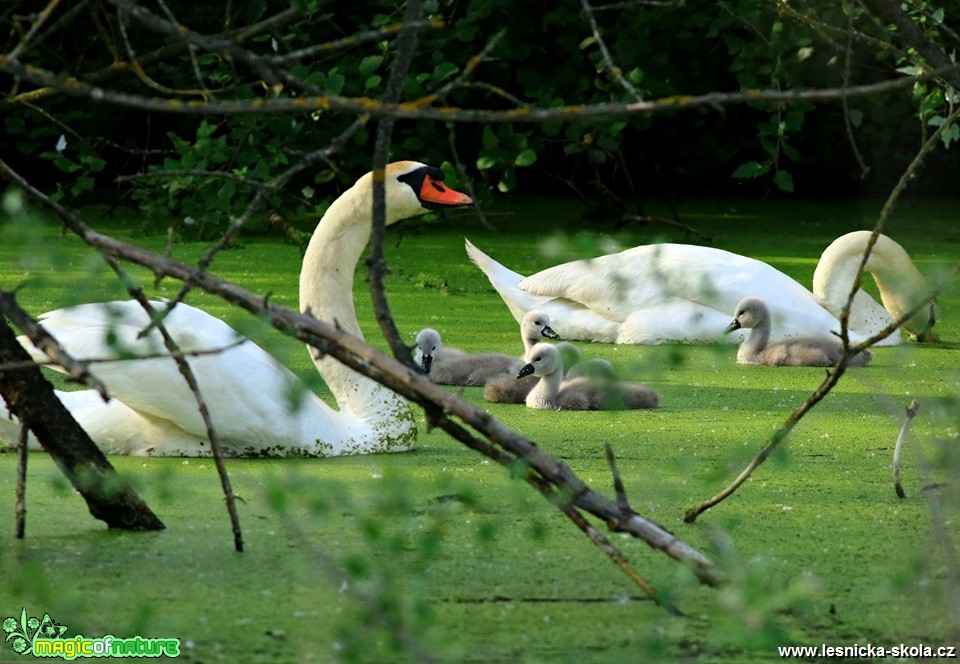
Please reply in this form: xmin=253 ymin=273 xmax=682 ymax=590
xmin=418 ymin=174 xmax=473 ymax=208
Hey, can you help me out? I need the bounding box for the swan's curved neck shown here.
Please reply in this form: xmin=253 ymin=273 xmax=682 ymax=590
xmin=527 ymin=369 xmax=562 ymax=409
xmin=298 ymin=180 xmax=411 ymax=436
xmin=300 ymin=184 xmax=374 ymax=335
xmin=812 ymin=232 xmax=927 ymax=336
xmin=740 ymin=320 xmax=770 ymax=360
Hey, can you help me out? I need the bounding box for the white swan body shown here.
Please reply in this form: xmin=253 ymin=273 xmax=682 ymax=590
xmin=466 ymin=231 xmax=933 ymax=346
xmin=2 ymin=161 xmax=472 ymax=457
xmin=726 ymin=296 xmax=872 ymax=367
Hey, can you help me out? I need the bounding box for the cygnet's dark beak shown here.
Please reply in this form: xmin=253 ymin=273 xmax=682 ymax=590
xmin=541 ymin=325 xmax=560 ymax=340
xmin=421 ymin=355 xmax=433 ymax=373
xmin=516 ymin=363 xmax=535 ymax=379
xmin=724 ymin=319 xmax=741 ymax=335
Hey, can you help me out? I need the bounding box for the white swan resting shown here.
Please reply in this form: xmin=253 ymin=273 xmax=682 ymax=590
xmin=465 ymin=231 xmax=935 ymax=346
xmin=0 ymin=161 xmax=473 ymax=457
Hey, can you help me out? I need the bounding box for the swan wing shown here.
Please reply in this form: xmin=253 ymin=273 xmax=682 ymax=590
xmin=25 ymin=301 xmax=339 ymax=454
xmin=519 ymin=243 xmax=870 ymax=344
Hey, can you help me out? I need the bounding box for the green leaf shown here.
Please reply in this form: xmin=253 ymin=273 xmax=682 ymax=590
xmin=433 ymin=61 xmax=458 ymax=81
xmin=940 ymin=123 xmax=960 ymax=149
xmin=359 ymin=55 xmax=383 ymax=73
xmin=476 ymin=155 xmax=497 ymax=171
xmin=773 ymin=169 xmax=794 ymax=192
xmin=731 ymin=161 xmax=769 ymax=178
xmin=481 ymin=126 xmax=498 ymax=150
xmin=364 ymin=75 xmax=382 ymax=90
xmin=5 ymin=116 xmax=26 ymax=134
xmin=514 ymin=149 xmax=537 ymax=167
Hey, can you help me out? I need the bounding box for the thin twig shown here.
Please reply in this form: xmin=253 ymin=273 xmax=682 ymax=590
xmin=621 ymin=213 xmax=712 ymax=241
xmin=581 ymin=0 xmax=644 ymax=101
xmin=684 ymin=94 xmax=960 ymax=524
xmin=16 ymin=423 xmax=28 ymax=539
xmin=268 ymin=19 xmax=443 ymax=65
xmin=0 ymin=291 xmax=109 ymax=401
xmin=436 ymin=412 xmax=682 ymax=610
xmin=4 ymin=53 xmax=959 ymax=123
xmin=683 ymin=273 xmax=953 ymax=523
xmin=841 ymin=10 xmax=870 ymax=180
xmin=146 ymin=116 xmax=367 ymax=334
xmin=893 ymin=400 xmax=920 ymax=499
xmin=605 ymin=443 xmax=630 ymax=512
xmin=0 ymin=158 xmax=723 ymax=586
xmin=0 ymin=336 xmax=250 ymax=373
xmin=446 ymin=122 xmax=494 ymax=231
xmin=2 ymin=6 xmax=302 ymax=108
xmin=368 ymin=0 xmax=424 ymax=368
xmin=839 ymin=106 xmax=960 ymax=341
xmin=7 ymin=0 xmax=62 ymax=60
xmin=103 ymin=256 xmax=245 ymax=552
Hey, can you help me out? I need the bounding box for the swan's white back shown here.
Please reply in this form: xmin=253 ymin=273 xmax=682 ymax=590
xmin=468 ymin=236 xmax=910 ymax=346
xmin=24 ymin=301 xmax=344 ymax=456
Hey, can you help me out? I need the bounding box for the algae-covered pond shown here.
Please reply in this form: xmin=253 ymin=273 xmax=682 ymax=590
xmin=0 ymin=196 xmax=958 ymax=662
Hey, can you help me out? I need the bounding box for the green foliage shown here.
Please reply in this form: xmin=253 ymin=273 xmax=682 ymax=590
xmin=2 ymin=1 xmax=958 ymax=232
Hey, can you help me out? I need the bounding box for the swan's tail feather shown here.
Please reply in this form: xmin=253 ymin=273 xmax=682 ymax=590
xmin=464 ymin=238 xmax=547 ymax=323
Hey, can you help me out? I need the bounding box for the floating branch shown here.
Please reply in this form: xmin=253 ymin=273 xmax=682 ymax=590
xmin=893 ymin=400 xmax=921 ymax=499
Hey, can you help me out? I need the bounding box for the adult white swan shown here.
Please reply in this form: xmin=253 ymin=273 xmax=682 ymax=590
xmin=1 ymin=162 xmax=472 ymax=457
xmin=465 ymin=231 xmax=935 ymax=346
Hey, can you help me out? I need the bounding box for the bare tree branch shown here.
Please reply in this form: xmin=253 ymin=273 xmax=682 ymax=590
xmin=893 ymin=400 xmax=920 ymax=499
xmin=0 ymin=299 xmax=164 ymax=531
xmin=4 ymin=53 xmax=958 ymax=122
xmin=0 ymin=291 xmax=109 ymax=400
xmin=102 ymin=259 xmax=245 ymax=552
xmin=1 ymin=6 xmax=303 ymax=108
xmin=7 ymin=0 xmax=62 ymax=60
xmin=15 ymin=423 xmax=27 ymax=539
xmin=269 ymin=19 xmax=445 ymax=65
xmin=684 ymin=95 xmax=960 ymax=523
xmin=581 ymin=0 xmax=644 ymax=101
xmin=863 ymin=0 xmax=960 ymax=90
xmin=0 ymin=156 xmax=722 ymax=587
xmin=368 ymin=0 xmax=425 ymax=370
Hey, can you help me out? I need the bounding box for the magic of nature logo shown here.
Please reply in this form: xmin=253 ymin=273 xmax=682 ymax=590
xmin=3 ymin=609 xmax=180 ymax=659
